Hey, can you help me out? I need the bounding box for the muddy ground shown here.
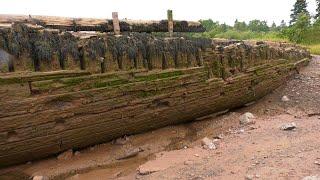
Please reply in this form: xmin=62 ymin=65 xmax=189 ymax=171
xmin=0 ymin=56 xmax=319 ymax=180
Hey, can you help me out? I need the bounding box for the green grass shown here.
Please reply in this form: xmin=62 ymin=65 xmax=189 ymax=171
xmin=197 ymin=29 xmax=320 ymax=55
xmin=303 ymin=44 xmax=320 ymax=55
xmin=202 ymin=30 xmax=288 ymax=42
xmin=134 ymin=71 xmax=184 ymax=82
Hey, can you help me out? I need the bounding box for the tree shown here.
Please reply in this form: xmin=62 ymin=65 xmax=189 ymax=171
xmin=290 ymin=0 xmax=309 ymax=24
xmin=316 ymin=0 xmax=320 ymax=19
xmin=286 ymin=13 xmax=311 ymax=43
xmin=199 ymin=19 xmax=231 ymax=38
xmin=270 ymin=22 xmax=278 ymax=31
xmin=234 ymin=19 xmax=247 ymax=31
xmin=199 ymin=19 xmax=220 ymax=31
xmin=280 ymin=20 xmax=287 ymax=29
xmin=248 ymin=20 xmax=269 ymax=32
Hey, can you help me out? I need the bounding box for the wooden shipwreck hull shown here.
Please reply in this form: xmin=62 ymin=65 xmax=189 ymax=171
xmin=0 ymin=23 xmax=311 ymax=167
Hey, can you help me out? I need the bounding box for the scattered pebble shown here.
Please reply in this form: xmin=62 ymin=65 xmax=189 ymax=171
xmin=113 ymin=136 xmax=129 ymax=145
xmin=74 ymin=151 xmax=81 ymax=156
xmin=281 ymin=95 xmax=290 ymax=102
xmin=201 ymin=137 xmax=216 ymax=150
xmin=57 ymin=149 xmax=73 ymax=161
xmin=240 ymin=112 xmax=256 ymax=125
xmin=214 ymin=134 xmax=224 ymax=139
xmin=116 ymin=148 xmax=142 ymax=160
xmin=33 ymin=176 xmax=48 ymax=180
xmin=245 ymin=174 xmax=254 ymax=180
xmin=302 ymin=175 xmax=320 ymax=180
xmin=280 ymin=122 xmax=297 ymax=131
xmin=184 ymin=160 xmax=193 ymax=165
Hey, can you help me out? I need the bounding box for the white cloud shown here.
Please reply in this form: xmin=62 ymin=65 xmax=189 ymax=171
xmin=0 ymin=0 xmax=317 ymax=25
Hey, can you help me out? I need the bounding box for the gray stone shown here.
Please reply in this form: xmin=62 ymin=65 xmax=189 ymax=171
xmin=240 ymin=112 xmax=255 ymax=125
xmin=280 ymin=122 xmax=297 ymax=131
xmin=201 ymin=137 xmax=216 ymax=150
xmin=302 ymin=175 xmax=320 ymax=180
xmin=245 ymin=174 xmax=254 ymax=180
xmin=33 ymin=176 xmax=49 ymax=180
xmin=281 ymin=95 xmax=290 ymax=102
xmin=57 ymin=149 xmax=73 ymax=160
xmin=116 ymin=148 xmax=142 ymax=160
xmin=184 ymin=160 xmax=193 ymax=165
xmin=114 ymin=136 xmax=129 ymax=145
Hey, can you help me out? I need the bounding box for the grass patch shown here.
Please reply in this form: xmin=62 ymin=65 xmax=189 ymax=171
xmin=62 ymin=78 xmax=86 ymax=86
xmin=302 ymin=44 xmax=320 ymax=55
xmin=137 ymin=90 xmax=157 ymax=98
xmin=92 ymin=79 xmax=130 ymax=89
xmin=134 ymin=71 xmax=184 ymax=82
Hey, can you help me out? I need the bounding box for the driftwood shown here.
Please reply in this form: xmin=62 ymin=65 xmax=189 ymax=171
xmin=0 ymin=14 xmax=205 ymax=32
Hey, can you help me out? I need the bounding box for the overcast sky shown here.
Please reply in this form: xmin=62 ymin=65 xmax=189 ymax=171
xmin=0 ymin=0 xmax=317 ymax=25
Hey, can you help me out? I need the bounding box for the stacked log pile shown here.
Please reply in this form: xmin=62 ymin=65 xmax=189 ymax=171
xmin=0 ymin=15 xmax=205 ymax=33
xmin=0 ymin=20 xmax=311 ymax=167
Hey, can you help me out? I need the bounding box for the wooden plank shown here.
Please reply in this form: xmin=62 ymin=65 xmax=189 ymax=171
xmin=0 ymin=14 xmax=205 ymax=32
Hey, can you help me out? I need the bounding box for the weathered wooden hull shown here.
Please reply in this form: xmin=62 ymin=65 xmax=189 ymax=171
xmin=0 ymin=57 xmax=309 ymax=167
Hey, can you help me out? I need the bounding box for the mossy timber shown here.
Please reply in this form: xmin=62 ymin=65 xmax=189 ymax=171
xmin=0 ymin=28 xmax=311 ymax=167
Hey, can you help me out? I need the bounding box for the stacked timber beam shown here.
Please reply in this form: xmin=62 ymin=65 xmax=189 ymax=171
xmin=0 ymin=14 xmax=205 ymax=33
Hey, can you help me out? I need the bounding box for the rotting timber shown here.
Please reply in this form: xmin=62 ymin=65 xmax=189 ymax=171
xmin=0 ymin=20 xmax=311 ymax=167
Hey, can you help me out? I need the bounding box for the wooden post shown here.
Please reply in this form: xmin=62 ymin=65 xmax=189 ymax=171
xmin=112 ymin=12 xmax=121 ymax=35
xmin=100 ymin=57 xmax=106 ymax=73
xmin=167 ymin=10 xmax=173 ymax=37
xmin=8 ymin=59 xmax=14 ymax=72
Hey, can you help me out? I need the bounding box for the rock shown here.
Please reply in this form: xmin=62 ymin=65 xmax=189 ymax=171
xmin=201 ymin=137 xmax=216 ymax=150
xmin=57 ymin=149 xmax=73 ymax=160
xmin=74 ymin=151 xmax=81 ymax=156
xmin=281 ymin=95 xmax=290 ymax=102
xmin=184 ymin=160 xmax=193 ymax=165
xmin=245 ymin=174 xmax=254 ymax=180
xmin=114 ymin=136 xmax=129 ymax=145
xmin=302 ymin=175 xmax=320 ymax=180
xmin=69 ymin=174 xmax=80 ymax=179
xmin=116 ymin=148 xmax=142 ymax=160
xmin=213 ymin=134 xmax=224 ymax=139
xmin=33 ymin=176 xmax=49 ymax=180
xmin=280 ymin=122 xmax=297 ymax=131
xmin=240 ymin=112 xmax=255 ymax=125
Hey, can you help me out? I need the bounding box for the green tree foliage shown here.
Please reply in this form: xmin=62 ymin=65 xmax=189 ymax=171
xmin=234 ymin=19 xmax=247 ymax=31
xmin=270 ymin=22 xmax=280 ymax=31
xmin=280 ymin=20 xmax=287 ymax=30
xmin=290 ymin=0 xmax=309 ymax=24
xmin=199 ymin=19 xmax=231 ymax=37
xmin=284 ymin=13 xmax=311 ymax=43
xmin=248 ymin=20 xmax=269 ymax=32
xmin=316 ymin=0 xmax=320 ymax=19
